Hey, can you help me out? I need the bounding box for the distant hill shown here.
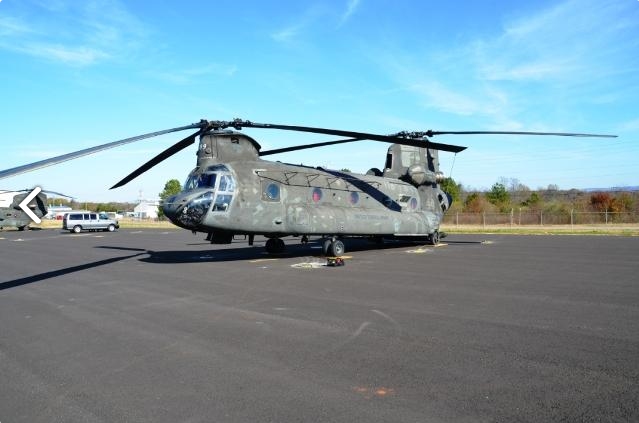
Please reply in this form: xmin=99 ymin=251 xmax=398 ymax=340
xmin=582 ymin=186 xmax=639 ymax=192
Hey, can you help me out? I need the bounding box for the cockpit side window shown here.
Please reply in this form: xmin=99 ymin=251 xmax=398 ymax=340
xmin=212 ymin=173 xmax=236 ymax=213
xmin=213 ymin=194 xmax=232 ymax=211
xmin=184 ymin=175 xmax=197 ymax=190
xmin=218 ymin=174 xmax=235 ymax=192
xmin=184 ymin=173 xmax=217 ymax=190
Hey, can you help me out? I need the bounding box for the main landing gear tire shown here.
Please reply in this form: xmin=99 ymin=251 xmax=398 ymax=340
xmin=429 ymin=230 xmax=440 ymax=246
xmin=265 ymin=238 xmax=286 ymax=254
xmin=322 ymin=238 xmax=345 ymax=256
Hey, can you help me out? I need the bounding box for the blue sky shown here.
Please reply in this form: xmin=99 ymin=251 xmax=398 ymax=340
xmin=1 ymin=0 xmax=637 ymax=202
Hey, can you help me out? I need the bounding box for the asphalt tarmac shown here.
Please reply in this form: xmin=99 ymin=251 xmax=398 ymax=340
xmin=1 ymin=229 xmax=638 ymax=422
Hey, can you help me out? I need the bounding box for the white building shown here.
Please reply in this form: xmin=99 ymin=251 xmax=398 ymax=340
xmin=133 ymin=200 xmax=160 ymax=219
xmin=46 ymin=205 xmax=72 ymax=220
xmin=0 ymin=191 xmax=18 ymax=208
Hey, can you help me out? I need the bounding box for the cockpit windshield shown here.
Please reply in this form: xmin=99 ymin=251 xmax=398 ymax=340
xmin=182 ymin=167 xmax=236 ymax=213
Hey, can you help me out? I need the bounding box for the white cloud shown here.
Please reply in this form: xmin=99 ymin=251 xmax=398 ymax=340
xmin=270 ymin=5 xmax=321 ymax=43
xmin=0 ymin=0 xmax=147 ymax=66
xmin=480 ymin=60 xmax=577 ymax=82
xmin=409 ymin=82 xmax=482 ymax=116
xmin=269 ymin=1 xmax=365 ymax=44
xmin=338 ymin=0 xmax=361 ymax=27
xmin=475 ymin=0 xmax=638 ymax=84
xmin=150 ymin=64 xmax=238 ymax=85
xmin=17 ymin=42 xmax=109 ymax=66
xmin=369 ymin=0 xmax=638 ymax=132
xmin=271 ymin=22 xmax=305 ymax=43
xmin=619 ymin=118 xmax=639 ymax=132
xmin=0 ymin=16 xmax=34 ymax=36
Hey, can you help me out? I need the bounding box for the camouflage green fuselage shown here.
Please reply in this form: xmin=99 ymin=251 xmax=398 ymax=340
xmin=162 ymin=131 xmax=447 ymax=239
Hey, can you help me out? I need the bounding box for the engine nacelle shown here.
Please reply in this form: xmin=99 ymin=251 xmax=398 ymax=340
xmin=407 ymin=164 xmax=445 ymax=186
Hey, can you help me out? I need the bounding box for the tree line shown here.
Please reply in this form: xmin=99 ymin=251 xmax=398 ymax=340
xmin=440 ymin=177 xmax=638 ymax=215
xmin=46 ymin=198 xmax=136 ymax=213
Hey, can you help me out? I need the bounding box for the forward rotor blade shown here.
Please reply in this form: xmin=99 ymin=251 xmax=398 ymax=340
xmin=228 ymin=120 xmax=467 ymax=153
xmin=0 ymin=122 xmax=205 ymax=181
xmin=110 ymin=130 xmax=202 ymax=189
xmin=40 ymin=189 xmax=75 ymax=199
xmin=416 ymin=130 xmax=617 ymax=138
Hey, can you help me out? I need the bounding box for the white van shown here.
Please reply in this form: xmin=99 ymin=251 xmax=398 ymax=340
xmin=62 ymin=212 xmax=119 ymax=233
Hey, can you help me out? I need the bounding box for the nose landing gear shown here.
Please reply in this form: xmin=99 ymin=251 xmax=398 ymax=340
xmin=265 ymin=238 xmax=286 ymax=254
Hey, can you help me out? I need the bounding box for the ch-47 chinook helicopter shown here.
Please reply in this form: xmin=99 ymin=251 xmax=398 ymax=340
xmin=0 ymin=188 xmax=70 ymax=231
xmin=0 ymin=189 xmax=47 ymax=231
xmin=0 ymin=119 xmax=615 ymax=254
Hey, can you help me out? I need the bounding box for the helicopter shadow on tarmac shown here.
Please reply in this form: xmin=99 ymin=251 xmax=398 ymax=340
xmin=92 ymin=238 xmax=437 ymax=265
xmin=95 ymin=241 xmax=315 ymax=263
xmin=0 ymin=250 xmax=147 ymax=291
xmin=133 ymin=236 xmax=484 ymax=264
xmin=0 ymin=238 xmax=485 ymax=291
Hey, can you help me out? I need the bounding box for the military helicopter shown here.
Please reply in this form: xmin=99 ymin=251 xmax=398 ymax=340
xmin=0 ymin=119 xmax=615 ymax=254
xmin=0 ymin=188 xmax=58 ymax=231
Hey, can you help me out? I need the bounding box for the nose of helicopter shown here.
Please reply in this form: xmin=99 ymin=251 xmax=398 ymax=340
xmin=161 ymin=195 xmax=181 ymax=223
xmin=162 ymin=191 xmax=214 ymax=229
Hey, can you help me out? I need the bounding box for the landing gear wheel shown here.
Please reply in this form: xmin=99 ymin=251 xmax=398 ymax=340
xmin=265 ymin=238 xmax=286 ymax=254
xmin=265 ymin=238 xmax=277 ymax=253
xmin=322 ymin=238 xmax=345 ymax=256
xmin=329 ymin=239 xmax=345 ymax=256
xmin=429 ymin=230 xmax=440 ymax=245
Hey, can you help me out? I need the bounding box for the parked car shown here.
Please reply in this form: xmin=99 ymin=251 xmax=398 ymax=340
xmin=62 ymin=212 xmax=119 ymax=233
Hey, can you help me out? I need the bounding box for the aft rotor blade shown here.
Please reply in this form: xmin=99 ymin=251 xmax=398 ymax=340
xmin=110 ymin=130 xmax=202 ymax=189
xmin=418 ymin=130 xmax=617 ymax=138
xmin=260 ymin=138 xmax=364 ymax=156
xmin=0 ymin=122 xmax=204 ymax=181
xmin=259 ymin=135 xmax=468 ymax=156
xmin=223 ymin=120 xmax=467 ymax=153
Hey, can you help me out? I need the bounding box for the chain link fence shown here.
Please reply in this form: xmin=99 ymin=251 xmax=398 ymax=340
xmin=443 ymin=210 xmax=639 ymax=226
